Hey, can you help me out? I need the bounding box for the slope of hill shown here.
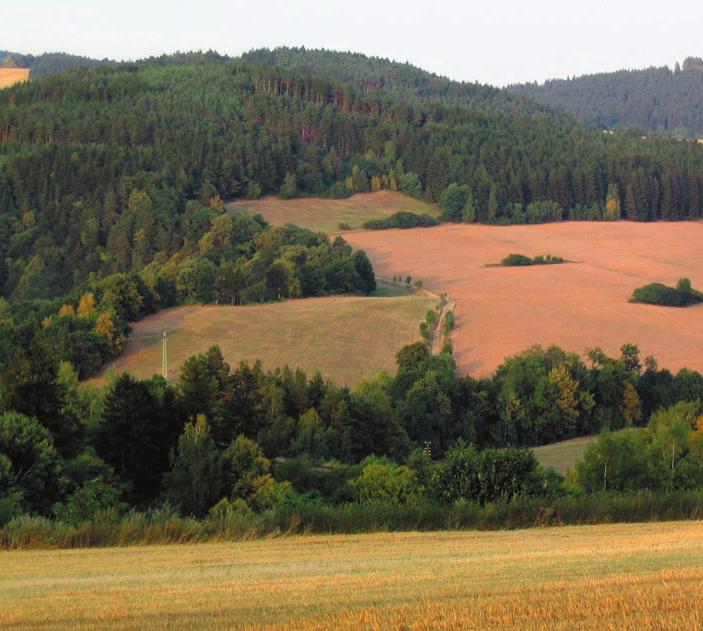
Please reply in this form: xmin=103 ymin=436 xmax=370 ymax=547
xmin=241 ymin=46 xmax=561 ymax=119
xmin=0 ymin=50 xmax=110 ymax=78
xmin=508 ymin=57 xmax=703 ymax=138
xmin=2 ymin=54 xmax=703 ymax=305
xmin=95 ymin=292 xmax=436 ymax=386
xmin=347 ymin=221 xmax=703 ymax=378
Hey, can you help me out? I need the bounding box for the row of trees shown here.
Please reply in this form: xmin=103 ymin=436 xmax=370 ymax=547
xmin=2 ymin=333 xmax=703 ymax=523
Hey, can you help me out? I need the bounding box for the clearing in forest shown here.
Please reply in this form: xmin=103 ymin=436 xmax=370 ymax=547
xmin=346 ymin=221 xmax=703 ymax=377
xmin=95 ymin=291 xmax=435 ymax=386
xmin=531 ymin=435 xmax=599 ymax=474
xmin=3 ymin=521 xmax=703 ymax=629
xmin=226 ymin=190 xmax=441 ymax=233
xmin=0 ymin=68 xmax=30 ymax=89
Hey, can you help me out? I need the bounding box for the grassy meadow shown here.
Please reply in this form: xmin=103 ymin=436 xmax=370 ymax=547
xmin=226 ymin=190 xmax=441 ymax=233
xmin=3 ymin=521 xmax=703 ymax=629
xmin=531 ymin=435 xmax=599 ymax=474
xmin=95 ymin=289 xmax=435 ymax=386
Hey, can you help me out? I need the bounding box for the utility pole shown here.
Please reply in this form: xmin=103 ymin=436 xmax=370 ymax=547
xmin=161 ymin=330 xmax=168 ymax=382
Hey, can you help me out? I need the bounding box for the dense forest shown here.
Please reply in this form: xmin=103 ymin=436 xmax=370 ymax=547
xmin=0 ymin=50 xmax=111 ymax=78
xmin=3 ymin=335 xmax=703 ymax=542
xmin=509 ymin=57 xmax=703 ymax=138
xmin=2 ymin=51 xmax=703 ymax=306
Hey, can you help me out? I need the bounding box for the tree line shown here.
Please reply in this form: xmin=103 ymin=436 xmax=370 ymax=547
xmin=2 ymin=333 xmax=703 ymax=528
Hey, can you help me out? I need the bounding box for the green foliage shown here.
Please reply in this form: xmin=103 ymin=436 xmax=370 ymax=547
xmin=510 ymin=60 xmax=703 ymax=138
xmin=362 ymin=212 xmax=439 ymax=230
xmin=0 ymin=412 xmax=62 ymax=513
xmin=500 ymin=253 xmax=566 ymax=266
xmin=350 ymin=462 xmax=422 ymax=506
xmin=164 ymin=416 xmax=224 ymax=517
xmin=631 ymin=278 xmax=703 ymax=307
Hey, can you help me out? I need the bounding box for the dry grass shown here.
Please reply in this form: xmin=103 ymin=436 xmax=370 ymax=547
xmin=226 ymin=191 xmax=441 ymax=233
xmin=347 ymin=222 xmax=703 ymax=377
xmin=2 ymin=521 xmax=703 ymax=629
xmin=0 ymin=68 xmax=30 ymax=89
xmin=531 ymin=435 xmax=599 ymax=474
xmin=93 ymin=293 xmax=435 ymax=387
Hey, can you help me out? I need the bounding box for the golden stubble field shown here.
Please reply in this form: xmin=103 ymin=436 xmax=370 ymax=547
xmin=2 ymin=521 xmax=703 ymax=630
xmin=0 ymin=68 xmax=30 ymax=89
xmin=95 ymin=294 xmax=435 ymax=386
xmin=227 ymin=190 xmax=441 ymax=233
xmin=346 ymin=221 xmax=703 ymax=377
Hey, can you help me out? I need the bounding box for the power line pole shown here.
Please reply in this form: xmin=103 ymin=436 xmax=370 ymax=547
xmin=161 ymin=330 xmax=168 ymax=382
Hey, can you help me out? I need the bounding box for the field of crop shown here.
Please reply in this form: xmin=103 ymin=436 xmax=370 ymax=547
xmin=3 ymin=521 xmax=703 ymax=629
xmin=0 ymin=68 xmax=30 ymax=89
xmin=347 ymin=221 xmax=703 ymax=377
xmin=226 ymin=191 xmax=441 ymax=233
xmin=532 ymin=435 xmax=598 ymax=474
xmin=95 ymin=291 xmax=435 ymax=386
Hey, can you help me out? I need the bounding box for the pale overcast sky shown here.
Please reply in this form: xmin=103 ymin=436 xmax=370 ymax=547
xmin=2 ymin=0 xmax=701 ymax=86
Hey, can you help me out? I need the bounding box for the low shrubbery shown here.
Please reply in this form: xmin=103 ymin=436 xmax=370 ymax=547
xmin=363 ymin=212 xmax=439 ymax=230
xmin=4 ymin=490 xmax=703 ymax=549
xmin=631 ymin=277 xmax=703 ymax=307
xmin=499 ymin=253 xmax=566 ymax=266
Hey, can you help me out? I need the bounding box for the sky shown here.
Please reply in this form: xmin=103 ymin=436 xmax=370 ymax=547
xmin=2 ymin=0 xmax=702 ymax=86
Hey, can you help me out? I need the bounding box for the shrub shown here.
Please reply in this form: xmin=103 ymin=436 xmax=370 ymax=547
xmin=500 ymin=253 xmax=566 ymax=266
xmin=363 ymin=212 xmax=439 ymax=230
xmin=631 ymin=279 xmax=703 ymax=307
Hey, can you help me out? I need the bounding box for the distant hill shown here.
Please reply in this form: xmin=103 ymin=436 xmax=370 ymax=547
xmin=508 ymin=57 xmax=703 ymax=138
xmin=0 ymin=50 xmax=111 ymax=78
xmin=241 ymin=47 xmax=563 ymax=120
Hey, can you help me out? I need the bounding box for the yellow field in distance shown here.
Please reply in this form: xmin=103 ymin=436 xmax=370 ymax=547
xmin=95 ymin=291 xmax=435 ymax=387
xmin=0 ymin=68 xmax=30 ymax=89
xmin=227 ymin=190 xmax=441 ymax=233
xmin=2 ymin=521 xmax=702 ymax=629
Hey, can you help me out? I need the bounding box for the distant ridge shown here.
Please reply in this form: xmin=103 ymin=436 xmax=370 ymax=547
xmin=508 ymin=57 xmax=703 ymax=138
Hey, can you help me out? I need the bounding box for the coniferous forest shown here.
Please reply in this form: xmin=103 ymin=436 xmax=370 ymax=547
xmin=509 ymin=57 xmax=703 ymax=138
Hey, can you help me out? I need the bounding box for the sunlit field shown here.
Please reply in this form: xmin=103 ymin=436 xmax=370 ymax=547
xmin=227 ymin=190 xmax=441 ymax=233
xmin=347 ymin=221 xmax=703 ymax=377
xmin=95 ymin=291 xmax=435 ymax=387
xmin=3 ymin=522 xmax=703 ymax=630
xmin=0 ymin=68 xmax=30 ymax=89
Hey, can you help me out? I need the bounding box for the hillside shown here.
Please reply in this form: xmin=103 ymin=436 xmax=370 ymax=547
xmin=2 ymin=53 xmax=703 ymax=306
xmin=95 ymin=292 xmax=436 ymax=386
xmin=347 ymin=221 xmax=703 ymax=377
xmin=0 ymin=50 xmax=109 ymax=78
xmin=241 ymin=46 xmax=561 ymax=119
xmin=508 ymin=57 xmax=703 ymax=138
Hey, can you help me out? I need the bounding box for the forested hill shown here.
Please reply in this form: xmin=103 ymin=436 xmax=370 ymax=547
xmin=508 ymin=57 xmax=703 ymax=138
xmin=0 ymin=50 xmax=111 ymax=78
xmin=241 ymin=47 xmax=561 ymax=119
xmin=1 ymin=54 xmax=703 ymax=305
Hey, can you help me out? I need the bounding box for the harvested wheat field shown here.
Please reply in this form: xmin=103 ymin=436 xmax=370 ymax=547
xmin=0 ymin=68 xmax=30 ymax=89
xmin=346 ymin=221 xmax=703 ymax=377
xmin=3 ymin=521 xmax=703 ymax=630
xmin=95 ymin=293 xmax=435 ymax=386
xmin=227 ymin=191 xmax=440 ymax=233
